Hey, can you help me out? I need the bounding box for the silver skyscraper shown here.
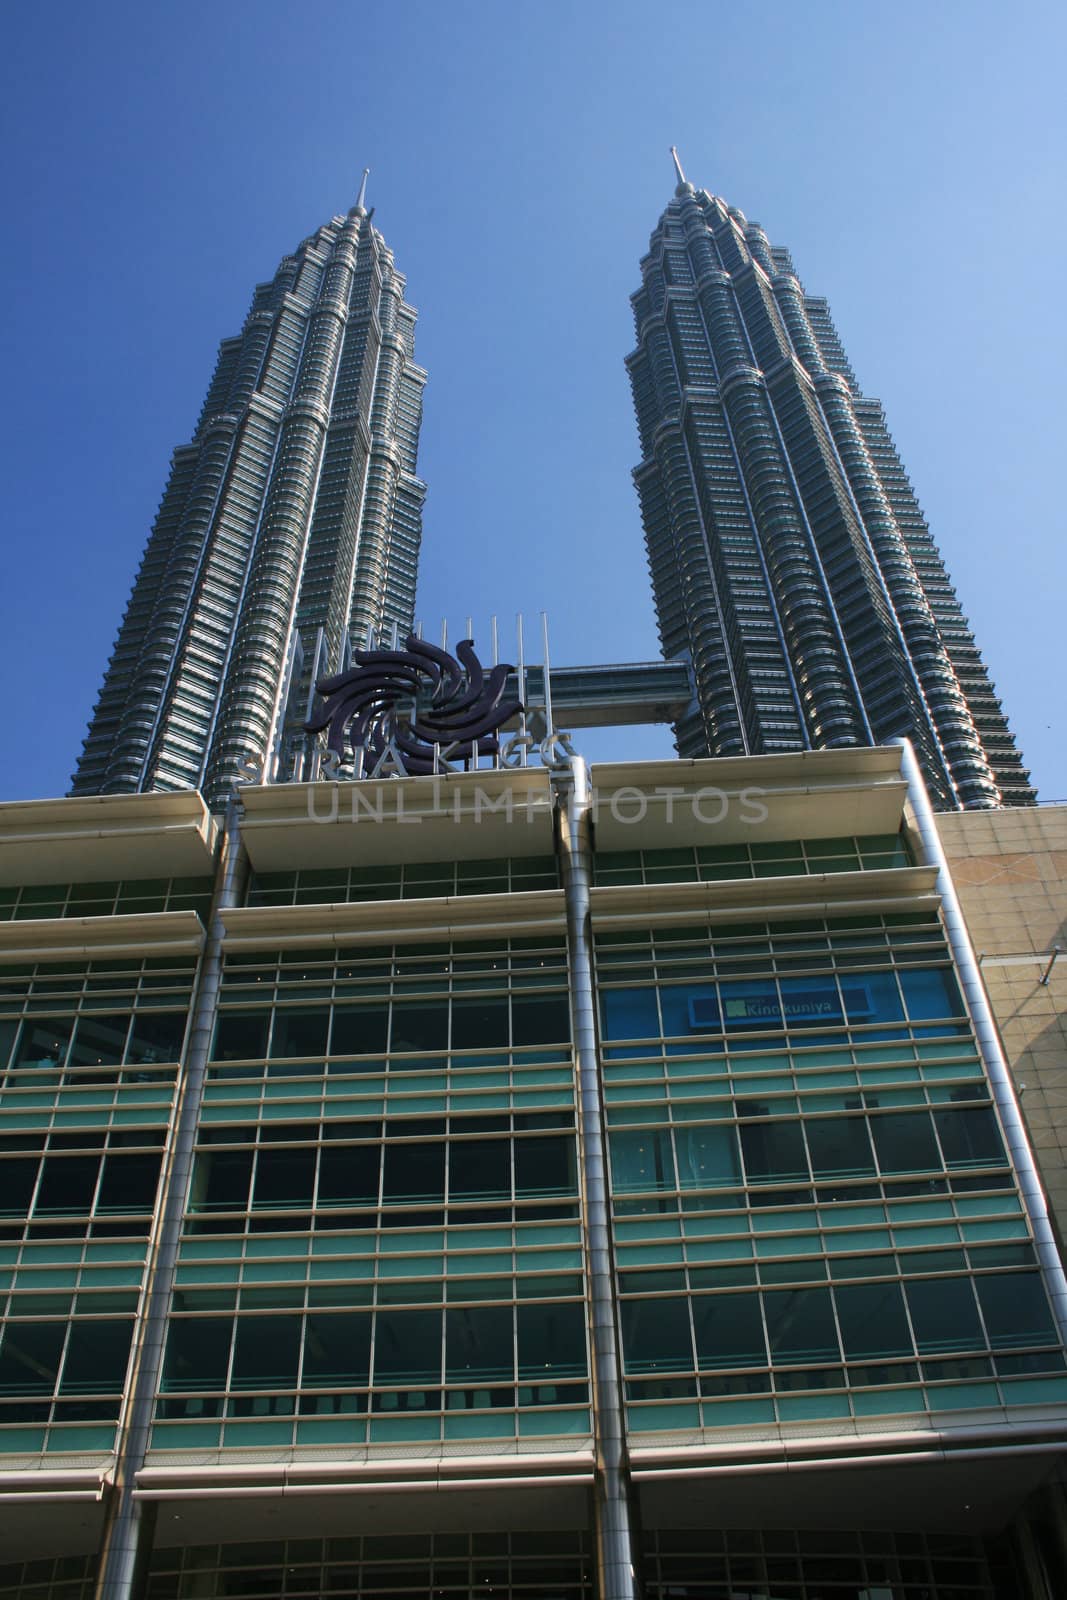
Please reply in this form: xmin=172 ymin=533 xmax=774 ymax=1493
xmin=628 ymin=156 xmax=1033 ymax=808
xmin=73 ymin=177 xmax=426 ymax=805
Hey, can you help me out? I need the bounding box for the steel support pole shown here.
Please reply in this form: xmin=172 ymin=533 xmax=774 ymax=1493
xmin=556 ymin=758 xmax=639 ymax=1600
xmin=93 ymin=799 xmax=249 ymax=1600
xmin=891 ymin=738 xmax=1067 ymax=1345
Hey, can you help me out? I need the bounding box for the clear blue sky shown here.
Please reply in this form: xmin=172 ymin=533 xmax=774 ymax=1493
xmin=1 ymin=0 xmax=1064 ymax=799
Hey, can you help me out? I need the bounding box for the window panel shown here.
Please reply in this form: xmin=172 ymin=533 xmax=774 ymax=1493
xmin=253 ymin=1148 xmax=317 ymax=1209
xmin=97 ymin=1152 xmax=162 ymax=1213
xmin=610 ymin=1130 xmax=676 ymax=1193
xmin=511 ymin=995 xmax=570 ymax=1045
xmin=317 ymin=1143 xmax=380 ymax=1207
xmin=620 ymin=1298 xmax=692 ymax=1374
xmin=674 ymin=1125 xmax=741 ymax=1190
xmin=834 ymin=1282 xmax=912 ymax=1360
xmin=161 ymin=1318 xmax=232 ymax=1391
xmin=899 ymin=967 xmax=966 ymax=1020
xmin=383 ymin=1141 xmax=445 ymax=1204
xmin=600 ymin=989 xmax=659 ymax=1042
xmin=0 ymin=1322 xmax=65 ymax=1395
xmin=373 ymin=1309 xmax=442 ymax=1385
xmin=0 ymin=1158 xmax=39 ymax=1215
xmin=517 ymin=1302 xmax=586 ymax=1378
xmin=67 ymin=1014 xmax=131 ymax=1069
xmin=740 ymin=1121 xmax=808 ymax=1183
xmin=975 ymin=1273 xmax=1057 ymax=1350
xmin=128 ymin=1011 xmax=187 ymax=1064
xmin=270 ymin=1009 xmax=330 ymax=1060
xmin=446 ymin=1306 xmax=514 ymax=1383
xmin=719 ymin=979 xmax=781 ymax=1033
xmin=764 ymin=1288 xmax=840 ymax=1364
xmin=515 ymin=1136 xmax=576 ymax=1197
xmin=692 ymin=1293 xmax=766 ymax=1369
xmin=451 ymin=1000 xmax=509 ymax=1050
xmin=778 ymin=976 xmax=842 ymax=1029
xmin=870 ymin=1112 xmax=942 ymax=1174
xmin=390 ymin=1003 xmax=448 ymax=1053
xmin=231 ymin=1316 xmax=302 ymax=1388
xmin=449 ymin=1139 xmax=511 ymax=1201
xmin=841 ymin=970 xmax=904 ymax=1025
xmin=806 ymin=1116 xmax=876 ymax=1179
xmin=60 ymin=1320 xmax=133 ymax=1394
xmin=14 ymin=1018 xmax=72 ymax=1071
xmin=191 ymin=1149 xmax=253 ymax=1212
xmin=905 ymin=1277 xmax=984 ymax=1354
xmin=302 ymin=1312 xmax=371 ymax=1387
xmin=660 ymin=983 xmax=719 ymax=1038
xmin=212 ymin=1012 xmax=270 ymax=1062
xmin=329 ymin=1005 xmax=388 ymax=1057
xmin=934 ymin=1107 xmax=1006 ymax=1169
xmin=35 ymin=1155 xmax=99 ymax=1214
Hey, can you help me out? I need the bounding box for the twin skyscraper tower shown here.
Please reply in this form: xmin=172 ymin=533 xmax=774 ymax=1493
xmin=72 ymin=161 xmax=1034 ymax=809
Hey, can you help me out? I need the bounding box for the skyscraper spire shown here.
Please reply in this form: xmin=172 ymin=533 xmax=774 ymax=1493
xmin=355 ymin=165 xmax=370 ymax=211
xmin=670 ymin=145 xmax=687 ymax=187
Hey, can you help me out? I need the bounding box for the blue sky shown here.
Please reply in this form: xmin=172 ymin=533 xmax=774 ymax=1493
xmin=1 ymin=0 xmax=1064 ymax=799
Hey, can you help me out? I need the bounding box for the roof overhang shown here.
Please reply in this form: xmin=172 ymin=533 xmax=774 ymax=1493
xmin=590 ymin=748 xmax=908 ymax=852
xmin=0 ymin=791 xmax=219 ymax=886
xmin=238 ymin=769 xmax=556 ymax=872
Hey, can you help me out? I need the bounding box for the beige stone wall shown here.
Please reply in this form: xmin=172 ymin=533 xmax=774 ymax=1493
xmin=937 ymin=805 xmax=1067 ymax=1246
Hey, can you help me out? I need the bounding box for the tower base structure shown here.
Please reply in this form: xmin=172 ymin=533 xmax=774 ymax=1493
xmin=0 ymin=747 xmax=1064 ymax=1598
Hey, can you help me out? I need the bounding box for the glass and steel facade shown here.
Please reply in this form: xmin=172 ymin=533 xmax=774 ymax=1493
xmin=71 ymin=197 xmax=426 ymax=807
xmin=627 ymin=175 xmax=1034 ymax=809
xmin=0 ymin=753 xmax=1065 ymax=1599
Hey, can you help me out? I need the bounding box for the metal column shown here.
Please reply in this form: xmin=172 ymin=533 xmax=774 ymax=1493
xmin=891 ymin=737 xmax=1067 ymax=1346
xmin=93 ymin=799 xmax=249 ymax=1600
xmin=555 ymin=757 xmax=639 ymax=1600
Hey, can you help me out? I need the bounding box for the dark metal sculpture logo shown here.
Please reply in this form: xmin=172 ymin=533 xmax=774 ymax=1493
xmin=305 ymin=635 xmax=521 ymax=776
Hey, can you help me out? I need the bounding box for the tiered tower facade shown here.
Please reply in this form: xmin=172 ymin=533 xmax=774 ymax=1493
xmin=627 ymin=157 xmax=1033 ymax=808
xmin=72 ymin=182 xmax=426 ymax=806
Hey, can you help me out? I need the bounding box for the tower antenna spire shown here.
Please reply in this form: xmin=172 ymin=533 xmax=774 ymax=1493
xmin=670 ymin=146 xmax=687 ymax=187
xmin=356 ymin=166 xmax=370 ymax=211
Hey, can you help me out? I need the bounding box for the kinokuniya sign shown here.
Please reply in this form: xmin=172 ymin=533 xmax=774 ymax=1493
xmin=304 ymin=627 xmax=576 ymax=780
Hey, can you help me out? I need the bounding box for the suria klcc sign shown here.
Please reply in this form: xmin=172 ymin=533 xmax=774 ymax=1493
xmin=304 ymin=634 xmax=576 ymax=779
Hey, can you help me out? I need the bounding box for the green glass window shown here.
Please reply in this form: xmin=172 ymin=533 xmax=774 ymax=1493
xmin=621 ymin=1299 xmax=692 ymax=1374
xmin=517 ymin=1303 xmax=586 ymax=1378
xmin=975 ymin=1273 xmax=1057 ymax=1350
xmin=692 ymin=1293 xmax=766 ymax=1369
xmin=231 ymin=1316 xmax=301 ymax=1388
xmin=764 ymin=1288 xmax=840 ymax=1364
xmin=806 ymin=1117 xmax=876 ymax=1179
xmin=740 ymin=1120 xmax=808 ymax=1183
xmin=674 ymin=1125 xmax=741 ymax=1190
xmin=303 ymin=1313 xmax=371 ymax=1387
xmin=610 ymin=1129 xmax=676 ymax=1193
xmin=446 ymin=1306 xmax=513 ymax=1383
xmin=834 ymin=1282 xmax=911 ymax=1361
xmin=0 ymin=1322 xmax=65 ymax=1394
xmin=161 ymin=1318 xmax=232 ymax=1391
xmin=905 ymin=1278 xmax=984 ymax=1354
xmin=373 ymin=1309 xmax=442 ymax=1385
xmin=870 ymin=1112 xmax=942 ymax=1174
xmin=212 ymin=1012 xmax=270 ymax=1061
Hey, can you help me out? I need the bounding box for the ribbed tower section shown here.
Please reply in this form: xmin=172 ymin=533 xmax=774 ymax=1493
xmin=627 ymin=170 xmax=1034 ymax=808
xmin=72 ymin=191 xmax=426 ymax=807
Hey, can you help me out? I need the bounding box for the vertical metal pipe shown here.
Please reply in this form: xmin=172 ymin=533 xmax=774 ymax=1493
xmin=541 ymin=611 xmax=555 ymax=741
xmin=516 ymin=613 xmax=528 ymax=767
xmin=555 ymin=758 xmax=638 ymax=1600
xmin=92 ymin=799 xmax=249 ymax=1600
xmin=891 ymin=738 xmax=1067 ymax=1344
